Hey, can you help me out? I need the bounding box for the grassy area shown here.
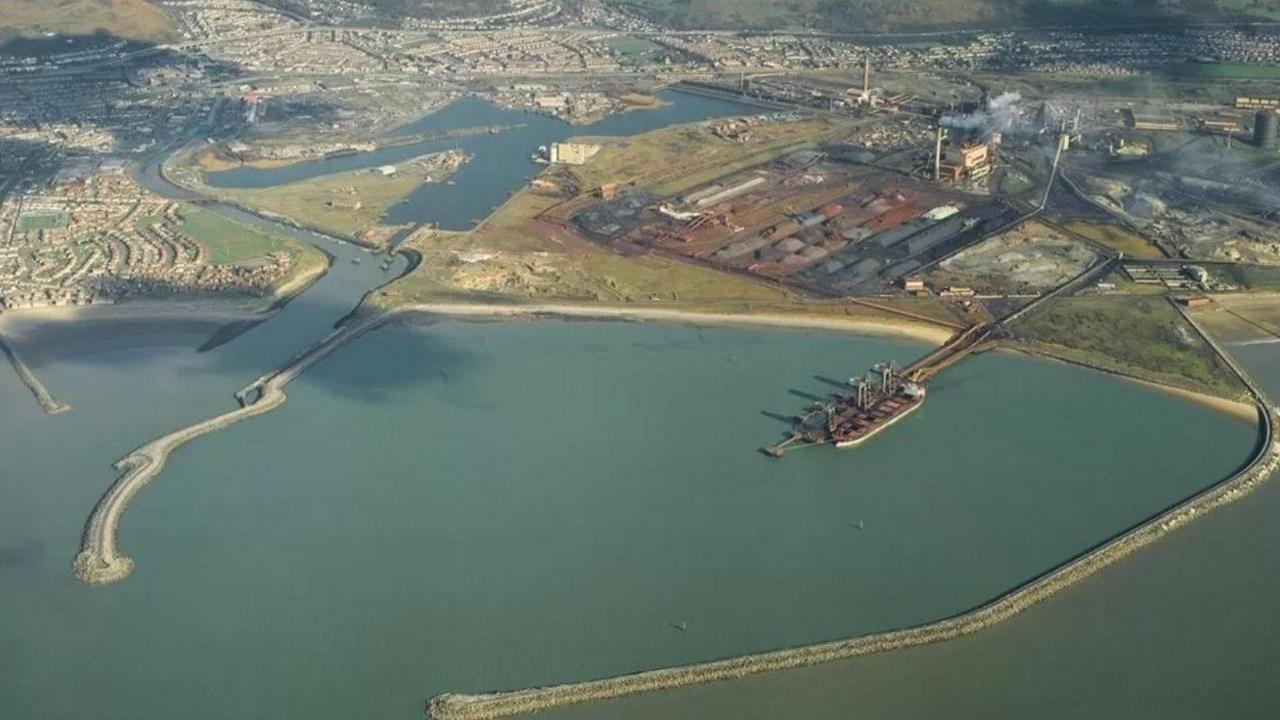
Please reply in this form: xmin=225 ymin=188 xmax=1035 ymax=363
xmin=1213 ymin=264 xmax=1280 ymax=291
xmin=568 ymin=116 xmax=845 ymax=197
xmin=603 ymin=36 xmax=664 ymax=60
xmin=215 ymin=151 xmax=462 ymax=240
xmin=173 ymin=205 xmax=327 ymax=289
xmin=195 ymin=147 xmax=316 ymax=173
xmin=1196 ymin=294 xmax=1280 ymax=341
xmin=1012 ymin=295 xmax=1244 ymax=399
xmin=0 ymin=0 xmax=177 ymax=43
xmin=1165 ymin=62 xmax=1280 ymax=80
xmin=1061 ymin=220 xmax=1164 ymax=259
xmin=999 ymin=170 xmax=1034 ymax=195
xmin=178 ymin=206 xmax=299 ymax=265
xmin=16 ymin=211 xmax=68 ymax=232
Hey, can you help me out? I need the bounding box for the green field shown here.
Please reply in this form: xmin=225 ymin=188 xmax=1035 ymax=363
xmin=174 ymin=206 xmax=314 ymax=267
xmin=604 ymin=36 xmax=663 ymax=59
xmin=1012 ymin=295 xmax=1244 ymax=399
xmin=1214 ymin=264 xmax=1280 ymax=291
xmin=999 ymin=170 xmax=1035 ymax=195
xmin=1166 ymin=62 xmax=1280 ymax=80
xmin=17 ymin=211 xmax=68 ymax=232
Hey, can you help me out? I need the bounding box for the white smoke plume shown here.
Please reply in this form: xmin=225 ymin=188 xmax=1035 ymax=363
xmin=941 ymin=92 xmax=1023 ymax=138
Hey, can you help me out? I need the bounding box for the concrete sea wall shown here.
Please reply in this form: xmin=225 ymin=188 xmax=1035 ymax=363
xmin=425 ymin=302 xmax=1280 ymax=720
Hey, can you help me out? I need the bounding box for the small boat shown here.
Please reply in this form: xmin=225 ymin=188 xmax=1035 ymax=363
xmin=671 ymin=621 xmax=688 ymax=632
xmin=352 ymin=257 xmax=361 ymax=264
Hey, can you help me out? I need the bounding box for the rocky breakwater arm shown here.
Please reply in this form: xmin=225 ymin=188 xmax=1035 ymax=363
xmin=72 ymin=312 xmax=391 ymax=585
xmin=0 ymin=329 xmax=69 ymax=415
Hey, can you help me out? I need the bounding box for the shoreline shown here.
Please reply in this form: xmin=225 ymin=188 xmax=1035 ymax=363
xmin=386 ymin=301 xmax=957 ymax=346
xmin=998 ymin=343 xmax=1256 ymax=424
xmin=0 ymin=251 xmax=331 ymax=335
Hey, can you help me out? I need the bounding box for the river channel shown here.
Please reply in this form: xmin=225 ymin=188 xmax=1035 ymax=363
xmin=0 ymin=92 xmax=1262 ymax=720
xmin=204 ymin=89 xmax=765 ymax=231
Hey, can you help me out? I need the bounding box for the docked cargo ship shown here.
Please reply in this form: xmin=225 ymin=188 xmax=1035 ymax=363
xmin=763 ymin=361 xmax=927 ymax=457
xmin=762 ymin=324 xmax=988 ymax=458
xmin=827 ymin=369 xmax=926 ymax=448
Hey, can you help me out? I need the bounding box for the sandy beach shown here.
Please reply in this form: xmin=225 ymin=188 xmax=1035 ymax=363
xmin=393 ymin=301 xmax=957 ymax=346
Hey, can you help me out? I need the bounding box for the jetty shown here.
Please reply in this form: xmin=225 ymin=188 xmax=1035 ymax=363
xmin=764 ymin=322 xmax=991 ymax=457
xmin=72 ymin=312 xmax=388 ymax=584
xmin=0 ymin=330 xmax=69 ymax=415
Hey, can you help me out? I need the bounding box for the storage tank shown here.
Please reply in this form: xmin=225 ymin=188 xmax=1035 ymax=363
xmin=1256 ymin=110 xmax=1278 ymax=150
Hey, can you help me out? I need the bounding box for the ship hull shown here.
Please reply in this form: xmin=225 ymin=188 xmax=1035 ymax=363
xmin=832 ymin=396 xmax=924 ymax=448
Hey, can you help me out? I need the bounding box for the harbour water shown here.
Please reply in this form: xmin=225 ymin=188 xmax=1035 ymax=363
xmin=526 ymin=344 xmax=1280 ymax=720
xmin=203 ymin=90 xmax=760 ymax=230
xmin=0 ymin=315 xmax=1256 ymax=719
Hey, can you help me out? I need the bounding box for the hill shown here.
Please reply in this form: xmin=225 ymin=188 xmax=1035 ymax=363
xmin=0 ymin=0 xmax=177 ymax=44
xmin=615 ymin=0 xmax=1280 ymax=32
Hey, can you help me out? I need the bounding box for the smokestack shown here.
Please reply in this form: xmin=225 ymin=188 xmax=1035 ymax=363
xmin=863 ymin=56 xmax=871 ymax=95
xmin=934 ymin=126 xmax=944 ymax=182
xmin=1256 ymin=110 xmax=1278 ymax=150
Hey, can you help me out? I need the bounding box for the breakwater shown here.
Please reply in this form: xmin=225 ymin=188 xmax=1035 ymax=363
xmin=72 ymin=311 xmax=389 ymax=585
xmin=424 ymin=304 xmax=1280 ymax=720
xmin=0 ymin=329 xmax=69 ymax=415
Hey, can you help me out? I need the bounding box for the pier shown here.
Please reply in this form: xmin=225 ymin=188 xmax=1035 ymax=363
xmin=763 ymin=322 xmax=991 ymax=457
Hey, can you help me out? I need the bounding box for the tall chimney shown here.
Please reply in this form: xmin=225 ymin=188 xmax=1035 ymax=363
xmin=934 ymin=126 xmax=944 ymax=182
xmin=863 ymin=56 xmax=871 ymax=95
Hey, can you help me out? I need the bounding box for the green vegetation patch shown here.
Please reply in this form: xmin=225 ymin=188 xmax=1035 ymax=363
xmin=1166 ymin=62 xmax=1280 ymax=80
xmin=17 ymin=211 xmax=68 ymax=232
xmin=176 ymin=205 xmax=321 ymax=274
xmin=1012 ymin=295 xmax=1244 ymax=399
xmin=603 ymin=36 xmax=663 ymax=60
xmin=999 ymin=170 xmax=1034 ymax=195
xmin=1214 ymin=264 xmax=1280 ymax=291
